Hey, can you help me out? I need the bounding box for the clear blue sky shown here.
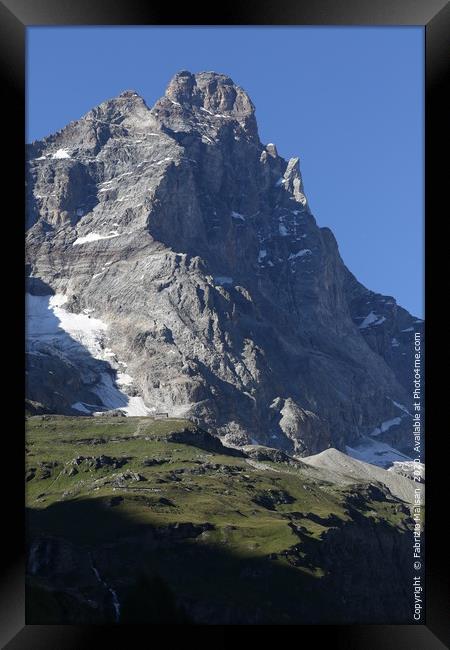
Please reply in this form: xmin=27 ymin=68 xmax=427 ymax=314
xmin=27 ymin=27 xmax=424 ymax=317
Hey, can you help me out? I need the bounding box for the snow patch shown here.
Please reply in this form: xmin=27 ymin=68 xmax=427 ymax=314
xmin=155 ymin=157 xmax=174 ymax=165
xmin=52 ymin=148 xmax=71 ymax=159
xmin=388 ymin=460 xmax=425 ymax=482
xmin=214 ymin=276 xmax=233 ymax=286
xmin=73 ymin=231 xmax=121 ymax=246
xmin=345 ymin=438 xmax=411 ymax=468
xmin=288 ymin=249 xmax=312 ymax=260
xmin=116 ymin=372 xmax=134 ymax=387
xmin=390 ymin=399 xmax=412 ymax=416
xmin=359 ymin=311 xmax=386 ymax=329
xmin=370 ymin=417 xmax=402 ymax=436
xmin=258 ymin=249 xmax=267 ymax=263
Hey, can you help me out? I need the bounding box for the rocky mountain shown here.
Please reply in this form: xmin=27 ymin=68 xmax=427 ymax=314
xmin=25 ymin=70 xmax=424 ymax=467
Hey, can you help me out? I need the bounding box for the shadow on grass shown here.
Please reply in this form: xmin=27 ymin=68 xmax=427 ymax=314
xmin=26 ymin=494 xmax=415 ymax=625
xmin=26 ymin=496 xmax=343 ymax=625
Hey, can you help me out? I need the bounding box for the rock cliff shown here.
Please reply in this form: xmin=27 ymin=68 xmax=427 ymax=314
xmin=26 ymin=71 xmax=423 ymax=464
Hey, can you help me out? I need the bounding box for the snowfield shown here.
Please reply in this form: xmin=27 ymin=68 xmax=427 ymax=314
xmin=345 ymin=437 xmax=411 ymax=468
xmin=26 ymin=293 xmax=153 ymax=416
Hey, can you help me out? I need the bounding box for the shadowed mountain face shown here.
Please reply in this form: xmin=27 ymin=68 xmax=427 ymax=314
xmin=25 ymin=70 xmax=423 ymax=464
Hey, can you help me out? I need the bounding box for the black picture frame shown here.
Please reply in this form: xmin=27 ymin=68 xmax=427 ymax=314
xmin=1 ymin=0 xmax=448 ymax=646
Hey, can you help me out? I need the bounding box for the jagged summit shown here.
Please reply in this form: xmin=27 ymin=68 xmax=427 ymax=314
xmin=86 ymin=90 xmax=153 ymax=126
xmin=27 ymin=70 xmax=261 ymax=158
xmin=118 ymin=89 xmax=142 ymax=98
xmin=151 ymin=70 xmax=259 ymax=141
xmin=25 ymin=71 xmax=423 ymax=466
xmin=164 ymin=70 xmax=255 ymax=116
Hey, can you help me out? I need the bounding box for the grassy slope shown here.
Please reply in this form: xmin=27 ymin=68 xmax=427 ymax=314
xmin=25 ymin=415 xmax=412 ymax=623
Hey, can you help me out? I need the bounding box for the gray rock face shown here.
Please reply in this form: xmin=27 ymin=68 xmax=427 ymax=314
xmin=25 ymin=71 xmax=423 ymax=462
xmin=302 ymin=448 xmax=423 ymax=504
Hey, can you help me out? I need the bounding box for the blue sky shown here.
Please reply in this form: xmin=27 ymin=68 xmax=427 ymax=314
xmin=27 ymin=26 xmax=424 ymax=317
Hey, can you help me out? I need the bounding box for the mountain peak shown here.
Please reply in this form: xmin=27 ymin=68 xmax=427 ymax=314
xmin=26 ymin=70 xmax=422 ymax=466
xmin=117 ymin=89 xmax=142 ymax=99
xmin=93 ymin=88 xmax=149 ymax=115
xmin=83 ymin=88 xmax=154 ymax=131
xmin=163 ymin=70 xmax=255 ymax=119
